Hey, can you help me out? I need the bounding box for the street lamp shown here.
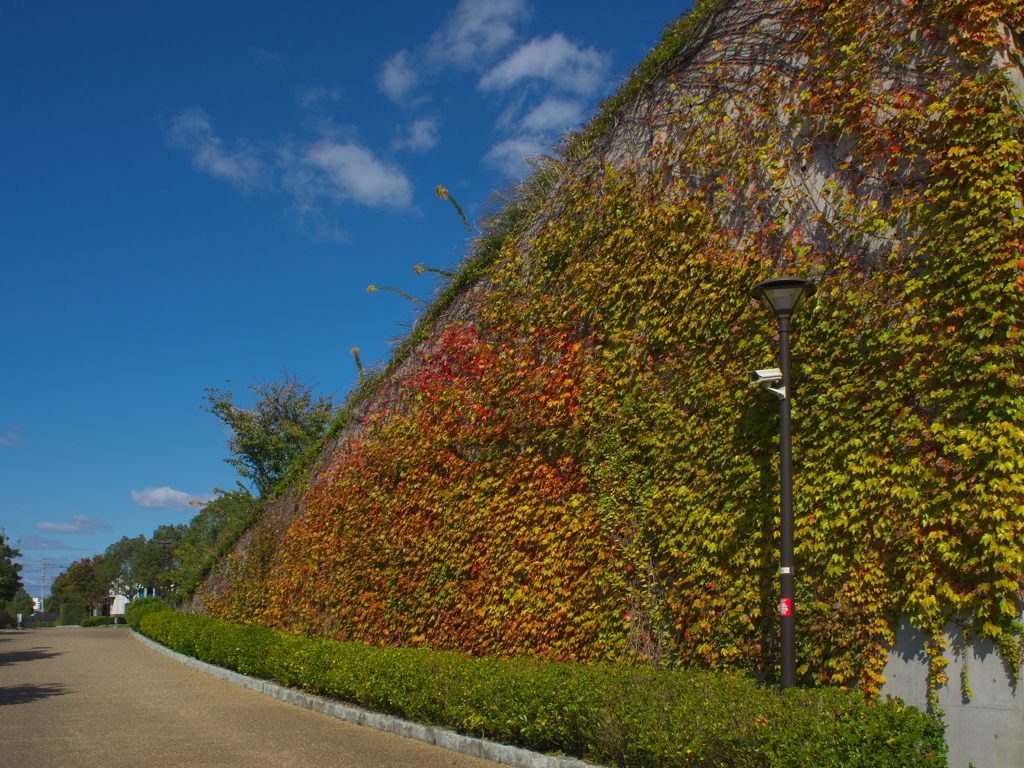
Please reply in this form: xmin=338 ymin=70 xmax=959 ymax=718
xmin=750 ymin=276 xmax=816 ymax=690
xmin=157 ymin=540 xmax=172 ymax=598
xmin=157 ymin=540 xmax=172 ymax=570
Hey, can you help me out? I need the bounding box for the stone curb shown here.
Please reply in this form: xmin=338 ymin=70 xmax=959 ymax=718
xmin=132 ymin=630 xmax=603 ymax=768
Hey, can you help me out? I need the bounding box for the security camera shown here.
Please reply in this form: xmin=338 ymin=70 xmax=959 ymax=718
xmin=748 ymin=368 xmax=783 ymax=385
xmin=749 ymin=367 xmax=787 ymax=400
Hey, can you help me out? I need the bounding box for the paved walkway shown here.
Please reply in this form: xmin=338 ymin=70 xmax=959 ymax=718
xmin=0 ymin=627 xmax=499 ymax=768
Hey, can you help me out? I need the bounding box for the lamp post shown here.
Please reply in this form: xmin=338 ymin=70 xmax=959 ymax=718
xmin=750 ymin=277 xmax=816 ymax=690
xmin=157 ymin=540 xmax=172 ymax=598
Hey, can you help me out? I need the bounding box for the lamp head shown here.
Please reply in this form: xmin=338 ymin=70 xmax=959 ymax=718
xmin=751 ymin=277 xmax=817 ymax=318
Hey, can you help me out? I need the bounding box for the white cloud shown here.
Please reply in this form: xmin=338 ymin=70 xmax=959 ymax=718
xmin=378 ymin=0 xmax=531 ymax=105
xmin=18 ymin=534 xmax=86 ymax=551
xmin=131 ymin=487 xmax=215 ymax=513
xmin=290 ymin=202 xmax=350 ymax=243
xmin=34 ymin=515 xmax=112 ymax=535
xmin=479 ymin=33 xmax=610 ymax=95
xmin=167 ymin=106 xmax=268 ymax=193
xmin=393 ymin=117 xmax=441 ymax=151
xmin=372 ymin=1 xmax=606 ymax=184
xmin=168 ymin=107 xmax=414 ymax=239
xmin=170 ymin=4 xmax=610 ymax=233
xmin=251 ymin=47 xmax=284 ymax=68
xmin=427 ymin=0 xmax=531 ymax=67
xmin=483 ymin=135 xmax=550 ymax=177
xmin=519 ymin=97 xmax=583 ymax=132
xmin=283 ymin=138 xmax=414 ymax=209
xmin=379 ymin=50 xmax=420 ymax=104
xmin=0 ymin=426 xmax=24 ymax=447
xmin=297 ymin=86 xmax=342 ymax=109
xmin=476 ymin=35 xmax=607 ymax=169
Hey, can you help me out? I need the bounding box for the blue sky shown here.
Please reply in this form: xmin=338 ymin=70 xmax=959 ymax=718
xmin=1 ymin=0 xmax=688 ymax=600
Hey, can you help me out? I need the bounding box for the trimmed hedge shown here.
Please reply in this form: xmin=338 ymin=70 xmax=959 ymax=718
xmin=59 ymin=603 xmax=87 ymax=626
xmin=125 ymin=596 xmax=169 ymax=630
xmin=139 ymin=612 xmax=947 ymax=767
xmin=82 ymin=615 xmax=122 ymax=627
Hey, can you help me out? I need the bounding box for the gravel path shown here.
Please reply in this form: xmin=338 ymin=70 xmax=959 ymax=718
xmin=0 ymin=627 xmax=499 ymax=768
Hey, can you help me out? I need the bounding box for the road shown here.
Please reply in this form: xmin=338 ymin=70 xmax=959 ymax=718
xmin=0 ymin=627 xmax=500 ymax=768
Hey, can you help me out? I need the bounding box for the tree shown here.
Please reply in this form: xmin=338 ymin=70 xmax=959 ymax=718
xmin=45 ymin=574 xmax=70 ymax=613
xmin=47 ymin=556 xmax=108 ymax=612
xmin=174 ymin=486 xmax=257 ymax=588
xmin=97 ymin=536 xmax=159 ymax=599
xmin=202 ymin=371 xmax=335 ymax=496
xmin=0 ymin=534 xmax=23 ymax=603
xmin=98 ymin=525 xmax=187 ymax=599
xmin=6 ymin=587 xmax=34 ymax=617
xmin=149 ymin=523 xmax=187 ymax=594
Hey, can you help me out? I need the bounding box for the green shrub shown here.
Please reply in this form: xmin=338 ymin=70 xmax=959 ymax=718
xmin=125 ymin=596 xmax=169 ymax=630
xmin=0 ymin=609 xmax=17 ymax=628
xmin=139 ymin=612 xmax=947 ymax=767
xmin=81 ymin=615 xmax=121 ymax=627
xmin=59 ymin=603 xmax=87 ymax=626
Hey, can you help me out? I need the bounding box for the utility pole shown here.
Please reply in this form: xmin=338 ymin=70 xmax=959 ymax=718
xmin=40 ymin=557 xmax=48 ymax=612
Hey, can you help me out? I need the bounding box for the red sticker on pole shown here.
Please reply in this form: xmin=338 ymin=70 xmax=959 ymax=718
xmin=780 ymin=598 xmax=793 ymax=616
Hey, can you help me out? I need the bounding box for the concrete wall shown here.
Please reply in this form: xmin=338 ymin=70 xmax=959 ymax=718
xmin=881 ymin=618 xmax=1023 ymax=768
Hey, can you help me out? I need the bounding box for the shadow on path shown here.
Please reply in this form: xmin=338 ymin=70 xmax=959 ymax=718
xmin=0 ymin=682 xmax=70 ymax=706
xmin=0 ymin=646 xmax=64 ymax=666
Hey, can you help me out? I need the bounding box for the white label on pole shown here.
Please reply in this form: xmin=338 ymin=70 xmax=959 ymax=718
xmin=780 ymin=567 xmax=792 ymax=574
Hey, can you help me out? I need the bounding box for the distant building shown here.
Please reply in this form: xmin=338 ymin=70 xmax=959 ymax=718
xmin=109 ymin=594 xmax=129 ymax=616
xmin=96 ymin=587 xmax=161 ymax=617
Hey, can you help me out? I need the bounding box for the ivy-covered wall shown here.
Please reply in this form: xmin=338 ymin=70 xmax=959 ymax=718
xmin=194 ymin=0 xmax=1024 ymax=696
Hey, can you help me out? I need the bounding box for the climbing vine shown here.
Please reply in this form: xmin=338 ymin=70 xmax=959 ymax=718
xmin=200 ymin=0 xmax=1024 ymax=697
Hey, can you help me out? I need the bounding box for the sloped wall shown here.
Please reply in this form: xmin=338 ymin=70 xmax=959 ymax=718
xmin=189 ymin=2 xmax=1024 ymax=750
